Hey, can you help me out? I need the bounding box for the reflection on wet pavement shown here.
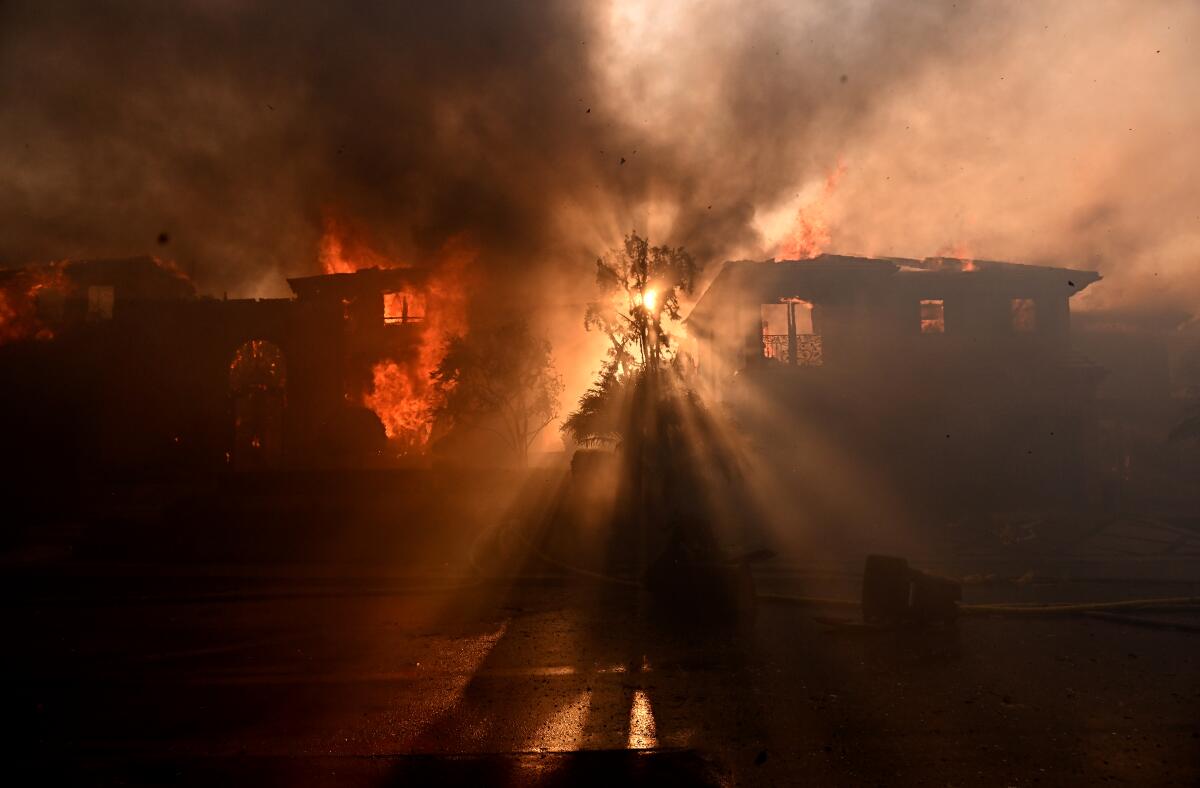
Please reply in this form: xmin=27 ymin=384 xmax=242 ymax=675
xmin=525 ymin=689 xmax=591 ymax=752
xmin=627 ymin=688 xmax=657 ymax=749
xmin=7 ymin=575 xmax=1200 ymax=786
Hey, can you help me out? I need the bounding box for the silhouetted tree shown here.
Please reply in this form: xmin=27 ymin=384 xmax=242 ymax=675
xmin=561 ymin=367 xmax=628 ymax=449
xmin=433 ymin=320 xmax=563 ymax=463
xmin=584 ymin=231 xmax=699 ymax=373
xmin=564 ymin=231 xmax=700 ymax=447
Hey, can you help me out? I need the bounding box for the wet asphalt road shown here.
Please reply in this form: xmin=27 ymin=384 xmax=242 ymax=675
xmin=4 ymin=569 xmax=1199 ymax=786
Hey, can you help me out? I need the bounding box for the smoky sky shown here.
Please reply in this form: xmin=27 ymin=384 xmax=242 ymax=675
xmin=1 ymin=0 xmax=1198 ymax=323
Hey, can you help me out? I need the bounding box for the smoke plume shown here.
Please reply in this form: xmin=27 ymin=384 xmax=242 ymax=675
xmin=2 ymin=1 xmax=1197 ymax=380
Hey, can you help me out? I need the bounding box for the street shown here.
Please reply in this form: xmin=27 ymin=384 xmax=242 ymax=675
xmin=4 ymin=564 xmax=1198 ymax=786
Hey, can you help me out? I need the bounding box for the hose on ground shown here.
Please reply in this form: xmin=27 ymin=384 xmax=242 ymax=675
xmin=757 ymin=593 xmax=1200 ymax=632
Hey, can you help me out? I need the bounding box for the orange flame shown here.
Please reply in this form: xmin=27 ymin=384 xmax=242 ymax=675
xmin=317 ymin=217 xmax=472 ymax=453
xmin=0 ymin=264 xmax=69 ymax=345
xmin=363 ymin=360 xmax=430 ymax=448
xmin=775 ymin=160 xmax=846 ymax=261
xmin=319 ymin=214 xmax=397 ymax=275
xmin=935 ymin=243 xmax=978 ymax=271
xmin=365 ymin=250 xmax=471 ymax=450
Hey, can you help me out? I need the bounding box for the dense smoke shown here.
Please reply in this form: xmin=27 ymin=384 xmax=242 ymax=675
xmin=2 ymin=1 xmax=1197 ymax=385
xmin=815 ymin=1 xmax=1200 ymax=320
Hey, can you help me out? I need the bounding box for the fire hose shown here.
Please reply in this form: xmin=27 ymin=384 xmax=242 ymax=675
xmin=476 ymin=520 xmax=1200 ymax=632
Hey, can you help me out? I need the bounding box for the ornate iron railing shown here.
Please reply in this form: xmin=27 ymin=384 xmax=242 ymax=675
xmin=762 ymin=333 xmax=823 ymax=367
xmin=795 ymin=334 xmax=823 ymax=366
xmin=763 ymin=334 xmax=789 ymax=361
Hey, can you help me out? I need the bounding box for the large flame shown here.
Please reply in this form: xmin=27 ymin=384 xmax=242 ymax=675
xmin=365 ymin=252 xmax=471 ymax=450
xmin=318 ymin=217 xmax=472 ymax=453
xmin=318 ymin=215 xmax=397 ymax=275
xmin=775 ymin=161 xmax=846 ymax=261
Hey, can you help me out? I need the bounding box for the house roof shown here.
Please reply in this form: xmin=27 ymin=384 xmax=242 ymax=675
xmin=287 ymin=266 xmax=431 ymax=299
xmin=0 ymin=256 xmax=196 ymax=300
xmin=686 ymin=253 xmax=1101 ymax=327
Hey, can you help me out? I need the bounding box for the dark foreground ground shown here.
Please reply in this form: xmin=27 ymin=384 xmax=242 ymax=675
xmin=3 ymin=560 xmax=1198 ymax=787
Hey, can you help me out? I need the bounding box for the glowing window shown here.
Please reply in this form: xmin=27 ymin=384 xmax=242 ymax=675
xmin=383 ymin=290 xmax=426 ymax=323
xmin=920 ymin=299 xmax=945 ymax=334
xmin=782 ymin=298 xmax=815 ymax=334
xmin=760 ymin=304 xmax=788 ymax=360
xmin=761 ymin=300 xmax=819 ymax=364
xmin=1011 ymin=298 xmax=1036 ymax=332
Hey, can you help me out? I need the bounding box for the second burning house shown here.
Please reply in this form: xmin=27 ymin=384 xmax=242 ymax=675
xmin=686 ymin=254 xmax=1105 ymax=509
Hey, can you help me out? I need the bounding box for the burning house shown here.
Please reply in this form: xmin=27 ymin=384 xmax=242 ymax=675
xmin=0 ymin=256 xmax=460 ymax=476
xmin=686 ymin=254 xmax=1106 ymax=511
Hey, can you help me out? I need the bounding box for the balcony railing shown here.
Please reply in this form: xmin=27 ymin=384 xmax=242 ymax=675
xmin=762 ymin=333 xmax=823 ymax=367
